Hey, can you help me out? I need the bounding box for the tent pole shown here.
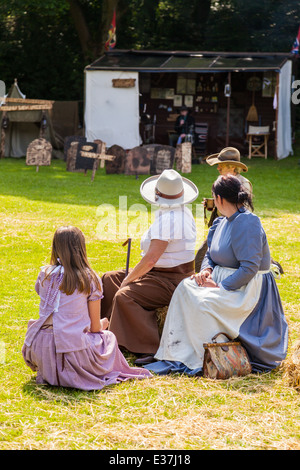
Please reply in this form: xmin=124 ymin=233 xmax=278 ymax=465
xmin=226 ymin=72 xmax=231 ymax=147
xmin=39 ymin=110 xmax=46 ymax=138
xmin=0 ymin=112 xmax=7 ymax=159
xmin=274 ymin=72 xmax=279 ymax=160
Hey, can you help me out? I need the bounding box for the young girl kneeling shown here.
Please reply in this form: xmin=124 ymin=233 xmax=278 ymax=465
xmin=22 ymin=226 xmax=152 ymax=390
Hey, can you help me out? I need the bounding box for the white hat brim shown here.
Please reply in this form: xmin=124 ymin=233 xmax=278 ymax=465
xmin=140 ymin=174 xmax=199 ymax=206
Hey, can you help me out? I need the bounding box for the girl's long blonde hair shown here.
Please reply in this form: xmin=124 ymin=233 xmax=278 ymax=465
xmin=43 ymin=226 xmax=101 ymax=296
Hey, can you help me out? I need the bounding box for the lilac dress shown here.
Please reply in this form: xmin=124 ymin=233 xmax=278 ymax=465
xmin=22 ymin=266 xmax=152 ymax=390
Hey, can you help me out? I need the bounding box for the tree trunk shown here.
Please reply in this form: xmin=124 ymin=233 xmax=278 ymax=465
xmin=67 ymin=0 xmax=93 ymax=60
xmin=67 ymin=0 xmax=119 ymax=61
xmin=193 ymin=0 xmax=212 ymax=42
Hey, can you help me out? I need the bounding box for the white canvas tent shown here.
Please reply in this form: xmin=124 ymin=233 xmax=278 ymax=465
xmin=276 ymin=59 xmax=293 ymax=159
xmin=0 ymin=80 xmax=58 ymax=157
xmin=84 ymin=70 xmax=141 ymax=149
xmin=0 ymin=80 xmax=82 ymax=158
xmin=84 ymin=50 xmax=295 ymax=159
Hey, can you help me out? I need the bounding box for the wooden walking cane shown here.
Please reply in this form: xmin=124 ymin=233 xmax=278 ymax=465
xmin=122 ymin=238 xmax=132 ymax=276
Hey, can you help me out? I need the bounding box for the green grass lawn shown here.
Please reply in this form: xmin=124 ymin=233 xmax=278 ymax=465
xmin=0 ymin=153 xmax=300 ymax=450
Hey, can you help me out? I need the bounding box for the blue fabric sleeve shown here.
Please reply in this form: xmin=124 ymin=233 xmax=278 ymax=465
xmin=200 ymin=217 xmax=223 ymax=272
xmin=220 ymin=214 xmax=264 ymax=291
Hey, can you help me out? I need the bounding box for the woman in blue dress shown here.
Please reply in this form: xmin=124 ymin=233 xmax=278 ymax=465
xmin=145 ymin=175 xmax=288 ymax=376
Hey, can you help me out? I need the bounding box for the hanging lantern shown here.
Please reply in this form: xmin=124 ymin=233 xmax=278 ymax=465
xmin=224 ymin=84 xmax=231 ymax=97
xmin=41 ymin=113 xmax=47 ymax=130
xmin=1 ymin=115 xmax=9 ymax=129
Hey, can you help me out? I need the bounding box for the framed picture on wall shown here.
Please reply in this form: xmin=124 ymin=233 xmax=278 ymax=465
xmin=184 ymin=95 xmax=193 ymax=107
xmin=165 ymin=88 xmax=175 ymax=99
xmin=262 ymin=71 xmax=277 ymax=97
xmin=173 ymin=95 xmax=183 ymax=107
xmin=177 ymin=76 xmax=187 ymax=94
xmin=186 ymin=79 xmax=196 ymax=94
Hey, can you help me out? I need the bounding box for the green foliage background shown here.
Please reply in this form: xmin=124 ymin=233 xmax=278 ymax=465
xmin=0 ymin=0 xmax=299 ymax=101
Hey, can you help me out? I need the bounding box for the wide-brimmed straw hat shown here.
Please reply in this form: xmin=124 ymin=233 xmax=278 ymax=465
xmin=140 ymin=169 xmax=199 ymax=206
xmin=206 ymin=147 xmax=248 ymax=172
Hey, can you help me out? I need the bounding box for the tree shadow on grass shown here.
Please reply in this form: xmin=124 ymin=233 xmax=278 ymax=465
xmin=0 ymin=158 xmax=149 ymax=208
xmin=2 ymin=155 xmax=299 ymax=212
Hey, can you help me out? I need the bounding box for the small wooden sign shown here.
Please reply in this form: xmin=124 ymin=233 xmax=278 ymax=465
xmin=64 ymin=135 xmax=86 ymax=164
xmin=124 ymin=147 xmax=151 ymax=176
xmin=175 ymin=142 xmax=192 ymax=173
xmin=105 ymin=144 xmax=126 ymax=174
xmin=66 ymin=141 xmax=84 ymax=172
xmin=75 ymin=142 xmax=98 ymax=171
xmin=26 ymin=138 xmax=52 ymax=171
xmin=75 ymin=140 xmax=115 ymax=181
xmin=112 ymin=78 xmax=136 ymax=88
xmin=143 ymin=144 xmax=175 ymax=175
xmin=4 ymin=97 xmax=54 ymax=105
xmin=0 ymin=104 xmax=53 ymax=111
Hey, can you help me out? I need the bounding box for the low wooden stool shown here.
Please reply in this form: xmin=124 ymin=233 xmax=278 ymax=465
xmin=247 ymin=125 xmax=270 ymax=159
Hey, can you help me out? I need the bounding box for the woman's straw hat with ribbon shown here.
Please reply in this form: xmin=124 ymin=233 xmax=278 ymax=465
xmin=206 ymin=147 xmax=248 ymax=172
xmin=140 ymin=169 xmax=199 ymax=206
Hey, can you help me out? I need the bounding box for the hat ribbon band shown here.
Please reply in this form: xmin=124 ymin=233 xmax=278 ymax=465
xmin=155 ymin=188 xmax=184 ymax=200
